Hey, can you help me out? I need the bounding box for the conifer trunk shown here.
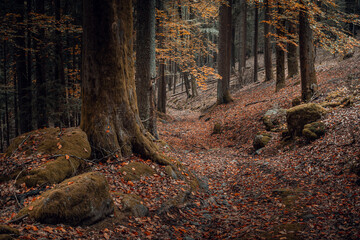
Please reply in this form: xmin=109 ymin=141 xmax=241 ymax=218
xmin=81 ymin=0 xmax=168 ymax=165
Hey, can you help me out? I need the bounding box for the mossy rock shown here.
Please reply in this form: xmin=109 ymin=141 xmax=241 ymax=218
xmin=13 ymin=128 xmax=91 ymax=188
xmin=262 ymin=108 xmax=286 ymax=131
xmin=212 ymin=122 xmax=222 ymax=134
xmin=253 ymin=132 xmax=272 ymax=150
xmin=113 ymin=192 xmax=148 ymax=217
xmin=286 ymin=103 xmax=326 ymax=137
xmin=320 ymin=101 xmax=341 ymax=108
xmin=302 ymin=121 xmax=325 ymax=141
xmin=119 ymin=162 xmax=155 ymax=181
xmin=0 ymin=225 xmax=19 ymax=239
xmin=16 ymin=172 xmax=114 ymax=226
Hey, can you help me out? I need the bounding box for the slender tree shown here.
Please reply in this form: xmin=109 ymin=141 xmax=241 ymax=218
xmin=264 ymin=0 xmax=273 ymax=82
xmin=81 ymin=0 xmax=167 ymax=164
xmin=217 ymin=0 xmax=233 ymax=104
xmin=157 ymin=0 xmax=166 ymax=113
xmin=287 ymin=22 xmax=299 ymax=78
xmin=238 ymin=0 xmax=247 ymax=85
xmin=253 ymin=1 xmax=259 ymax=83
xmin=275 ymin=2 xmax=285 ymax=92
xmin=135 ymin=0 xmax=158 ymax=138
xmin=299 ymin=1 xmax=317 ymax=102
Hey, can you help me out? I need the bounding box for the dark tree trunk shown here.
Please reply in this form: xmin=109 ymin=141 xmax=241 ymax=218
xmin=35 ymin=0 xmax=48 ymax=128
xmin=238 ymin=0 xmax=247 ymax=85
xmin=16 ymin=0 xmax=32 ymax=134
xmin=253 ymin=3 xmax=259 ymax=83
xmin=287 ymin=22 xmax=299 ymax=78
xmin=264 ymin=0 xmax=273 ymax=82
xmin=275 ymin=3 xmax=285 ymax=92
xmin=81 ymin=0 xmax=168 ymax=164
xmin=3 ymin=41 xmax=10 ymax=146
xmin=299 ymin=1 xmax=317 ymax=102
xmin=217 ymin=0 xmax=233 ymax=104
xmin=183 ymin=72 xmax=191 ymax=98
xmin=54 ymin=0 xmax=66 ymax=127
xmin=135 ymin=0 xmax=157 ymax=137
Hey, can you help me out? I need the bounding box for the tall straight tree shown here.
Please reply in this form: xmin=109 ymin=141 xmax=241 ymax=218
xmin=253 ymin=1 xmax=259 ymax=83
xmin=217 ymin=0 xmax=233 ymax=104
xmin=299 ymin=1 xmax=317 ymax=102
xmin=16 ymin=0 xmax=32 ymax=134
xmin=287 ymin=22 xmax=299 ymax=78
xmin=275 ymin=2 xmax=285 ymax=92
xmin=135 ymin=0 xmax=158 ymax=138
xmin=81 ymin=0 xmax=168 ymax=164
xmin=238 ymin=0 xmax=247 ymax=85
xmin=264 ymin=0 xmax=273 ymax=82
xmin=157 ymin=0 xmax=166 ymax=113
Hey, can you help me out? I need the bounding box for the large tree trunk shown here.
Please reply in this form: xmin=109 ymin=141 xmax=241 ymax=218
xmin=217 ymin=0 xmax=233 ymax=104
xmin=299 ymin=1 xmax=317 ymax=102
xmin=16 ymin=0 xmax=32 ymax=134
xmin=238 ymin=0 xmax=247 ymax=86
xmin=81 ymin=0 xmax=168 ymax=165
xmin=35 ymin=0 xmax=48 ymax=129
xmin=275 ymin=3 xmax=285 ymax=92
xmin=253 ymin=3 xmax=259 ymax=83
xmin=287 ymin=22 xmax=299 ymax=78
xmin=264 ymin=0 xmax=273 ymax=82
xmin=3 ymin=41 xmax=10 ymax=147
xmin=54 ymin=0 xmax=66 ymax=127
xmin=135 ymin=0 xmax=157 ymax=138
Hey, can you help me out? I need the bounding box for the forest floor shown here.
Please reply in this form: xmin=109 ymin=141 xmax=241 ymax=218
xmin=1 ymin=49 xmax=360 ymax=239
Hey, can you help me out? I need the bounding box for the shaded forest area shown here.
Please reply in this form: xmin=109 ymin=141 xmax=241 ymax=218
xmin=1 ymin=0 xmax=360 ymax=239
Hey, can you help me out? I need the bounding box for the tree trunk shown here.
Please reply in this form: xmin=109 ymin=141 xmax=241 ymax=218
xmin=54 ymin=0 xmax=66 ymax=127
xmin=238 ymin=0 xmax=247 ymax=85
xmin=183 ymin=72 xmax=191 ymax=98
xmin=275 ymin=4 xmax=285 ymax=92
xmin=264 ymin=0 xmax=273 ymax=82
xmin=135 ymin=0 xmax=158 ymax=137
xmin=217 ymin=0 xmax=233 ymax=104
xmin=253 ymin=2 xmax=259 ymax=83
xmin=81 ymin=0 xmax=168 ymax=164
xmin=16 ymin=0 xmax=32 ymax=134
xmin=35 ymin=0 xmax=48 ymax=129
xmin=157 ymin=0 xmax=166 ymax=114
xmin=287 ymin=22 xmax=299 ymax=78
xmin=3 ymin=41 xmax=10 ymax=147
xmin=299 ymin=1 xmax=317 ymax=102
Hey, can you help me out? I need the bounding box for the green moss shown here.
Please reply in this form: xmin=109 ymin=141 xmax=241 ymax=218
xmin=17 ymin=172 xmax=114 ymax=226
xmin=119 ymin=162 xmax=155 ymax=181
xmin=286 ymin=103 xmax=326 ymax=137
xmin=253 ymin=133 xmax=272 ymax=150
xmin=302 ymin=121 xmax=325 ymax=141
xmin=291 ymin=97 xmax=302 ymax=107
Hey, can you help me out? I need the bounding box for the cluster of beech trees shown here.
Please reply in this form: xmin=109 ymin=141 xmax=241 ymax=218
xmin=0 ymin=0 xmax=359 ymax=160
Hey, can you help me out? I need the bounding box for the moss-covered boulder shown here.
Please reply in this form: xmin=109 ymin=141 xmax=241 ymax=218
xmin=253 ymin=132 xmax=272 ymax=150
xmin=12 ymin=128 xmax=91 ymax=188
xmin=286 ymin=103 xmax=326 ymax=137
xmin=16 ymin=172 xmax=114 ymax=226
xmin=262 ymin=107 xmax=286 ymax=131
xmin=119 ymin=162 xmax=155 ymax=181
xmin=291 ymin=96 xmax=302 ymax=107
xmin=113 ymin=192 xmax=148 ymax=218
xmin=0 ymin=225 xmax=20 ymax=240
xmin=302 ymin=121 xmax=325 ymax=141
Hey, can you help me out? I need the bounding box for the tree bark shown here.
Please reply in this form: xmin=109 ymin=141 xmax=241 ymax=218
xmin=81 ymin=0 xmax=168 ymax=164
xmin=287 ymin=22 xmax=299 ymax=78
xmin=217 ymin=0 xmax=233 ymax=104
xmin=157 ymin=0 xmax=166 ymax=114
xmin=299 ymin=1 xmax=317 ymax=102
xmin=35 ymin=0 xmax=48 ymax=129
xmin=238 ymin=0 xmax=247 ymax=86
xmin=253 ymin=2 xmax=259 ymax=83
xmin=275 ymin=3 xmax=285 ymax=92
xmin=16 ymin=0 xmax=32 ymax=134
xmin=264 ymin=0 xmax=273 ymax=82
xmin=3 ymin=41 xmax=10 ymax=146
xmin=135 ymin=0 xmax=158 ymax=137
